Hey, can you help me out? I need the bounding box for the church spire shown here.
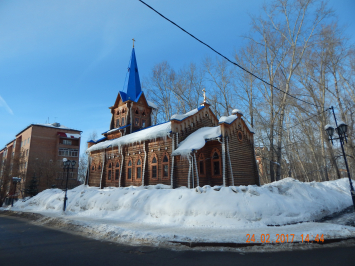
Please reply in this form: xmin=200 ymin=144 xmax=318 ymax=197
xmin=123 ymin=47 xmax=142 ymax=101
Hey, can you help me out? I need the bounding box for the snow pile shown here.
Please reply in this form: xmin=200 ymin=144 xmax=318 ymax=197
xmin=172 ymin=126 xmax=221 ymax=156
xmin=219 ymin=115 xmax=237 ymax=124
xmin=13 ymin=178 xmax=354 ymax=229
xmin=87 ymin=122 xmax=171 ymax=153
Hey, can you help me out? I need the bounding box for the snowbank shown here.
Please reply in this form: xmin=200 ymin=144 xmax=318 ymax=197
xmin=13 ymin=178 xmax=354 ymax=229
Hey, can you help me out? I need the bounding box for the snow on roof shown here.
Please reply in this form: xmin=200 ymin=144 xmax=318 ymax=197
xmin=172 ymin=126 xmax=221 ymax=156
xmin=232 ymin=109 xmax=243 ymax=116
xmin=87 ymin=122 xmax=172 ymax=153
xmin=170 ymin=106 xmax=204 ymax=121
xmin=16 ymin=123 xmax=81 ymax=137
xmin=105 ymin=124 xmax=130 ymax=134
xmin=219 ymin=115 xmax=237 ymax=124
xmin=147 ymin=100 xmax=158 ymax=109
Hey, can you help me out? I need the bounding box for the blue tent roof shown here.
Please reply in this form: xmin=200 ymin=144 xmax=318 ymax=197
xmin=120 ymin=48 xmax=142 ymax=102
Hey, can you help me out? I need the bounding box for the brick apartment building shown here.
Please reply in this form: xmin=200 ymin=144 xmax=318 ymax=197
xmin=0 ymin=123 xmax=81 ymax=204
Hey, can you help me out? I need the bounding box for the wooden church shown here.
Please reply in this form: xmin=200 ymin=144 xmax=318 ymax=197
xmin=86 ymin=47 xmax=259 ymax=188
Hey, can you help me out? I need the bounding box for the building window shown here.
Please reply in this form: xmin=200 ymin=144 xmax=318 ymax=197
xmin=108 ymin=162 xmax=112 ymax=180
xmin=116 ymin=119 xmax=120 ymax=128
xmin=98 ymin=164 xmax=101 ymax=170
xmin=211 ymin=149 xmax=221 ymax=178
xmin=136 ymin=158 xmax=142 ymax=179
xmin=127 ymin=158 xmax=132 ymax=179
xmin=59 ymin=148 xmax=69 ymax=156
xmin=198 ymin=153 xmax=206 ymax=177
xmin=63 ymin=140 xmax=72 ymax=145
xmin=162 ymin=153 xmax=169 ymax=179
xmin=135 ymin=109 xmax=139 ymax=114
xmin=121 ymin=117 xmax=125 ymax=126
xmin=135 ymin=118 xmax=140 ymax=126
xmin=91 ymin=165 xmax=95 ymax=171
xmin=69 ymin=149 xmax=78 ymax=157
xmin=237 ymin=130 xmax=243 ymax=142
xmin=115 ymin=161 xmax=120 ymax=180
xmin=142 ymin=119 xmax=146 ymax=128
xmin=151 ymin=154 xmax=157 ymax=179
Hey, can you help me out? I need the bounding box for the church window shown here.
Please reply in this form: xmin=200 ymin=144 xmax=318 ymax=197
xmin=135 ymin=118 xmax=140 ymax=126
xmin=127 ymin=158 xmax=132 ymax=179
xmin=91 ymin=165 xmax=95 ymax=171
xmin=151 ymin=154 xmax=158 ymax=179
xmin=108 ymin=170 xmax=112 ymax=180
xmin=142 ymin=119 xmax=146 ymax=128
xmin=121 ymin=117 xmax=125 ymax=126
xmin=135 ymin=109 xmax=139 ymax=114
xmin=98 ymin=164 xmax=101 ymax=170
xmin=136 ymin=158 xmax=142 ymax=179
xmin=108 ymin=163 xmax=112 ymax=168
xmin=198 ymin=153 xmax=206 ymax=177
xmin=211 ymin=149 xmax=221 ymax=178
xmin=115 ymin=161 xmax=120 ymax=180
xmin=116 ymin=119 xmax=120 ymax=127
xmin=162 ymin=154 xmax=169 ymax=179
xmin=142 ymin=111 xmax=146 ymax=116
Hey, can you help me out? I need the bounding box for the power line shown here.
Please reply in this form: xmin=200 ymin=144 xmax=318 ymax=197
xmin=138 ymin=0 xmax=322 ymax=108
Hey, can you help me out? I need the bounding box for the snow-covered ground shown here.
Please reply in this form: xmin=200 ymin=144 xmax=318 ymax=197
xmin=3 ymin=178 xmax=355 ymax=249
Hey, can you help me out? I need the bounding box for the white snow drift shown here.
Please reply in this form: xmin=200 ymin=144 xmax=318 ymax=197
xmin=13 ymin=178 xmax=354 ymax=229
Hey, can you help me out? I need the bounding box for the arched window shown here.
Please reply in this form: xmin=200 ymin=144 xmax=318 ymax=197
xmin=198 ymin=153 xmax=206 ymax=177
xmin=136 ymin=157 xmax=142 ymax=179
xmin=135 ymin=109 xmax=139 ymax=114
xmin=142 ymin=111 xmax=146 ymax=116
xmin=151 ymin=154 xmax=158 ymax=179
xmin=107 ymin=162 xmax=112 ymax=180
xmin=135 ymin=117 xmax=140 ymax=126
xmin=162 ymin=153 xmax=169 ymax=179
xmin=127 ymin=158 xmax=133 ymax=180
xmin=211 ymin=149 xmax=221 ymax=178
xmin=98 ymin=164 xmax=101 ymax=170
xmin=115 ymin=161 xmax=120 ymax=180
xmin=91 ymin=164 xmax=95 ymax=171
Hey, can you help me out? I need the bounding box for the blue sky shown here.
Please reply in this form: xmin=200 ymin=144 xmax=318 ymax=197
xmin=1 ymin=0 xmax=354 ymax=154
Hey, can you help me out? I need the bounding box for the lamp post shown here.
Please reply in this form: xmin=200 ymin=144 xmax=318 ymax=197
xmin=325 ymin=106 xmax=355 ymax=210
xmin=62 ymin=158 xmax=76 ymax=212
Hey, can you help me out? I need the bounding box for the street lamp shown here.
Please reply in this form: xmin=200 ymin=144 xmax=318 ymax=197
xmin=62 ymin=158 xmax=76 ymax=212
xmin=325 ymin=106 xmax=355 ymax=210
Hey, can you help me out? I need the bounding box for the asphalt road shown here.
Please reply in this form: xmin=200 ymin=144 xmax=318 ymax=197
xmin=1 ymin=214 xmax=355 ymax=266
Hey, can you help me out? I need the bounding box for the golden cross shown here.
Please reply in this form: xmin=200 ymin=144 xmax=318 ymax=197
xmin=132 ymin=38 xmax=135 ymax=48
xmin=202 ymin=88 xmax=206 ymax=102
